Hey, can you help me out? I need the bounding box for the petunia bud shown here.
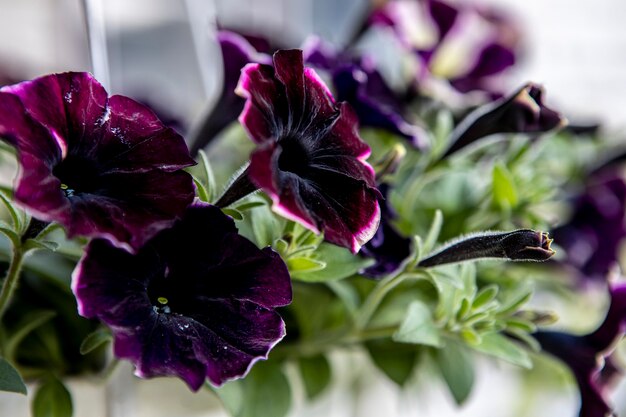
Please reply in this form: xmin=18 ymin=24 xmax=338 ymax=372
xmin=442 ymin=83 xmax=566 ymax=158
xmin=418 ymin=229 xmax=555 ymax=267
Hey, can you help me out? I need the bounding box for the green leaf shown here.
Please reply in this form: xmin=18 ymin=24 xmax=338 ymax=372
xmin=23 ymin=239 xmax=59 ymax=253
xmin=197 ymin=150 xmax=216 ymax=203
xmin=292 ymin=243 xmax=373 ymax=282
xmin=472 ymin=285 xmax=498 ymax=310
xmin=32 ymin=376 xmax=73 ymax=417
xmin=472 ymin=333 xmax=532 ymax=369
xmin=192 ymin=176 xmax=210 ymax=203
xmin=505 ymin=317 xmax=537 ymax=333
xmin=79 ymin=329 xmax=112 ymax=355
xmin=298 ymin=355 xmax=331 ymax=400
xmin=0 ymin=358 xmax=27 ymax=395
xmin=492 ymin=162 xmax=518 ymax=209
xmin=222 ymin=208 xmax=243 ymax=221
xmin=250 ymin=204 xmax=284 ymax=247
xmin=435 ymin=342 xmax=475 ymax=405
xmin=287 ymin=257 xmax=326 ymax=275
xmin=366 ymin=340 xmax=419 ymax=386
xmin=0 ymin=222 xmax=20 ymax=248
xmin=234 ymin=201 xmax=266 ymax=212
xmin=5 ymin=310 xmax=57 ymax=363
xmin=0 ymin=191 xmax=23 ymax=232
xmin=215 ymin=361 xmax=291 ymax=417
xmin=460 ymin=328 xmax=482 ymax=345
xmin=498 ymin=290 xmax=533 ymax=317
xmin=423 ymin=210 xmax=443 ymax=254
xmin=393 ymin=301 xmax=442 ymax=347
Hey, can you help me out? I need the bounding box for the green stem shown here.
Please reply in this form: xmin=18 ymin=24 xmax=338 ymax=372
xmin=0 ymin=246 xmax=25 ymax=320
xmin=353 ymin=268 xmax=416 ymax=331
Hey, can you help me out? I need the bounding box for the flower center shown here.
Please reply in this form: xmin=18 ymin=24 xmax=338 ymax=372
xmin=277 ymin=136 xmax=310 ymax=176
xmin=53 ymin=155 xmax=101 ymax=197
xmin=153 ymin=296 xmax=171 ymax=314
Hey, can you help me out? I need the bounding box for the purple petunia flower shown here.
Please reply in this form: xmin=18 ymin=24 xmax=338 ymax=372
xmin=304 ymin=38 xmax=428 ymax=149
xmin=190 ymin=31 xmax=271 ymax=155
xmin=442 ymin=83 xmax=565 ymax=158
xmin=366 ymin=0 xmax=521 ymax=96
xmin=552 ymin=173 xmax=626 ymax=282
xmin=72 ymin=203 xmax=292 ymax=390
xmin=235 ymin=49 xmax=381 ymax=253
xmin=534 ymin=282 xmax=626 ymax=417
xmin=0 ymin=72 xmax=196 ymax=252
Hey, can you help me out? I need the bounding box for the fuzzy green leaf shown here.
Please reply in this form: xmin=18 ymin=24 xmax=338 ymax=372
xmin=435 ymin=342 xmax=475 ymax=405
xmin=292 ymin=243 xmax=373 ymax=282
xmin=0 ymin=358 xmax=27 ymax=395
xmin=298 ymin=355 xmax=332 ymax=400
xmin=215 ymin=361 xmax=291 ymax=417
xmin=393 ymin=301 xmax=442 ymax=347
xmin=79 ymin=329 xmax=112 ymax=355
xmin=423 ymin=210 xmax=443 ymax=254
xmin=492 ymin=163 xmax=518 ymax=209
xmin=472 ymin=285 xmax=498 ymax=310
xmin=366 ymin=341 xmax=419 ymax=386
xmin=5 ymin=310 xmax=57 ymax=363
xmin=32 ymin=376 xmax=73 ymax=417
xmin=222 ymin=208 xmax=243 ymax=221
xmin=472 ymin=333 xmax=532 ymax=369
xmin=287 ymin=257 xmax=326 ymax=275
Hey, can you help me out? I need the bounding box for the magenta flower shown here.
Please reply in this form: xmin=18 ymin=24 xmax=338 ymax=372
xmin=535 ymin=282 xmax=626 ymax=417
xmin=72 ymin=203 xmax=292 ymax=390
xmin=0 ymin=72 xmax=195 ymax=252
xmin=233 ymin=49 xmax=381 ymax=253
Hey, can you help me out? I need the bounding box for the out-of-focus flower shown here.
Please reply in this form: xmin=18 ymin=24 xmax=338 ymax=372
xmin=305 ymin=38 xmax=428 ymax=149
xmin=190 ymin=31 xmax=271 ymax=154
xmin=73 ymin=203 xmax=292 ymax=390
xmin=442 ymin=83 xmax=565 ymax=158
xmin=360 ymin=183 xmax=412 ymax=278
xmin=0 ymin=72 xmax=195 ymax=252
xmin=552 ymin=173 xmax=626 ymax=282
xmin=234 ymin=49 xmax=381 ymax=253
xmin=366 ymin=0 xmax=521 ymax=96
xmin=534 ymin=282 xmax=626 ymax=417
xmin=418 ymin=229 xmax=555 ymax=267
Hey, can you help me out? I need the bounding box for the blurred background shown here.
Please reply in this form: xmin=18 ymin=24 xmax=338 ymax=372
xmin=0 ymin=0 xmax=625 ymax=416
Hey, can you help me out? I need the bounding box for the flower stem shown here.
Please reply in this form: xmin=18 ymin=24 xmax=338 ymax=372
xmin=353 ymin=268 xmax=418 ymax=331
xmin=0 ymin=246 xmax=25 ymax=320
xmin=215 ymin=166 xmax=258 ymax=208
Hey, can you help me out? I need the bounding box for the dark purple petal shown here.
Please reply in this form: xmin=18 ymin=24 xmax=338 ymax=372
xmin=428 ymin=0 xmax=459 ymax=41
xmin=535 ymin=331 xmax=613 ymax=417
xmin=73 ymin=203 xmax=291 ymax=390
xmin=333 ymin=65 xmax=428 ymax=149
xmin=552 ymin=173 xmax=626 ymax=282
xmin=534 ymin=282 xmax=626 ymax=417
xmin=0 ymin=72 xmax=196 ymax=252
xmin=303 ymin=37 xmax=428 ymax=149
xmin=190 ymin=31 xmax=271 ymax=154
xmin=239 ymin=50 xmax=381 ymax=252
xmin=450 ymin=43 xmax=516 ymax=93
xmin=365 ymin=0 xmax=520 ymax=96
xmin=360 ymin=184 xmax=412 ymax=278
xmin=443 ymin=83 xmax=566 ymax=158
xmin=586 ymin=284 xmax=626 ymax=352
